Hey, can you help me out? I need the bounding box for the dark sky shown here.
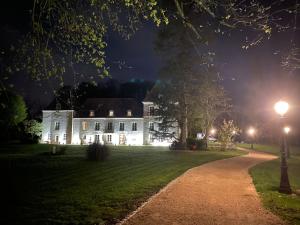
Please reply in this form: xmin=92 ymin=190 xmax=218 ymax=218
xmin=0 ymin=0 xmax=299 ymax=121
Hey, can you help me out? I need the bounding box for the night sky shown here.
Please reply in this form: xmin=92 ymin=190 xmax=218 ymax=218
xmin=1 ymin=0 xmax=299 ymax=125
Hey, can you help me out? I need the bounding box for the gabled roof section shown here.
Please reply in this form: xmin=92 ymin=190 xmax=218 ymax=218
xmin=76 ymin=98 xmax=143 ymax=118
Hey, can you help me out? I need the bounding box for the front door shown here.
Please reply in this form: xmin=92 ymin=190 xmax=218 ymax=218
xmin=55 ymin=135 xmax=59 ymax=144
xmin=119 ymin=134 xmax=126 ymax=145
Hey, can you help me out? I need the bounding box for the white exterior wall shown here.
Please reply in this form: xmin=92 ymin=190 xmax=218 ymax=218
xmin=72 ymin=118 xmax=144 ymax=145
xmin=41 ymin=101 xmax=179 ymax=146
xmin=41 ymin=110 xmax=73 ymax=144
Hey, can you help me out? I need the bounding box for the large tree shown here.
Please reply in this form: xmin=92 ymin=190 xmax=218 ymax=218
xmin=151 ymin=6 xmax=230 ymax=148
xmin=0 ymin=91 xmax=27 ymax=141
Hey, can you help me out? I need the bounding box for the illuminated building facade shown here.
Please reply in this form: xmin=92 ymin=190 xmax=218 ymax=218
xmin=41 ymin=98 xmax=178 ymax=146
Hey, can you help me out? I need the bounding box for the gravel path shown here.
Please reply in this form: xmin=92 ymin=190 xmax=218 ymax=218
xmin=120 ymin=149 xmax=285 ymax=225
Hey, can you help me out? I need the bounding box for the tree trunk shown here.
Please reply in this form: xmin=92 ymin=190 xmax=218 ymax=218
xmin=203 ymin=129 xmax=208 ymax=150
xmin=180 ymin=85 xmax=188 ymax=149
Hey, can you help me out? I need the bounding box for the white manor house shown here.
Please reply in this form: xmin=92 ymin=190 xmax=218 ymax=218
xmin=42 ymin=98 xmax=179 ymax=146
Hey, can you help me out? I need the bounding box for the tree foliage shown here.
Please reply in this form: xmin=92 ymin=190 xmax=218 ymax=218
xmin=0 ymin=91 xmax=27 ymax=128
xmin=23 ymin=119 xmax=42 ymax=138
xmin=2 ymin=0 xmax=298 ymax=86
xmin=218 ymin=120 xmax=240 ymax=150
xmin=152 ymin=10 xmax=230 ymax=148
xmin=5 ymin=0 xmax=168 ymax=84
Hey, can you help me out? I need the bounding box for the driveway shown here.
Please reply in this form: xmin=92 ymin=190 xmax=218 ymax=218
xmin=120 ymin=149 xmax=285 ymax=225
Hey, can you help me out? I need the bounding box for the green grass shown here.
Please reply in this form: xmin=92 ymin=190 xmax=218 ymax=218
xmin=0 ymin=144 xmax=244 ymax=225
xmin=238 ymin=143 xmax=300 ymax=225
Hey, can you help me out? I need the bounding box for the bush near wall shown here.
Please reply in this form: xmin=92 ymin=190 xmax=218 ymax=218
xmin=186 ymin=138 xmax=206 ymax=150
xmin=86 ymin=143 xmax=110 ymax=161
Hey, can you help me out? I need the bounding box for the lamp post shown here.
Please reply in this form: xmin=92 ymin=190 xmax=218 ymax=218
xmin=284 ymin=126 xmax=291 ymax=158
xmin=210 ymin=128 xmax=216 ymax=136
xmin=274 ymin=100 xmax=292 ymax=194
xmin=248 ymin=127 xmax=255 ymax=149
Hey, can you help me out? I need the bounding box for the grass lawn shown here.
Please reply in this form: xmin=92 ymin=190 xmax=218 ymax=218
xmin=0 ymin=144 xmax=244 ymax=225
xmin=238 ymin=143 xmax=300 ymax=225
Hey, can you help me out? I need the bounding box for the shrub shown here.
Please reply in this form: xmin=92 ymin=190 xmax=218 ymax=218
xmin=86 ymin=143 xmax=110 ymax=161
xmin=169 ymin=141 xmax=186 ymax=150
xmin=49 ymin=145 xmax=67 ymax=155
xmin=186 ymin=138 xmax=206 ymax=150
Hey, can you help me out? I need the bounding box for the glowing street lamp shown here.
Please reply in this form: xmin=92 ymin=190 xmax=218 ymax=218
xmin=274 ymin=101 xmax=289 ymax=117
xmin=210 ymin=128 xmax=216 ymax=135
xmin=284 ymin=126 xmax=290 ymax=134
xmin=274 ymin=100 xmax=292 ymax=194
xmin=248 ymin=127 xmax=255 ymax=149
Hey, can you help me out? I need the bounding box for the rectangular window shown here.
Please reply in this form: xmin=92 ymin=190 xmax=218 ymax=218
xmin=55 ymin=135 xmax=59 ymax=143
xmin=127 ymin=110 xmax=132 ymax=117
xmin=107 ymin=122 xmax=113 ymax=131
xmin=63 ymin=133 xmax=67 ymax=140
xmin=89 ymin=110 xmax=95 ymax=117
xmin=48 ymin=133 xmax=51 ymax=140
xmin=82 ymin=121 xmax=88 ymax=130
xmin=149 ymin=106 xmax=155 ymax=116
xmin=119 ymin=122 xmax=125 ymax=131
xmin=95 ymin=134 xmax=100 ymax=143
xmin=107 ymin=134 xmax=112 ymax=143
xmin=82 ymin=135 xmax=86 ymax=140
xmin=149 ymin=122 xmax=154 ymax=131
xmin=132 ymin=122 xmax=137 ymax=131
xmin=55 ymin=122 xmax=60 ymax=130
xmin=109 ymin=110 xmax=114 ymax=117
xmin=95 ymin=122 xmax=100 ymax=131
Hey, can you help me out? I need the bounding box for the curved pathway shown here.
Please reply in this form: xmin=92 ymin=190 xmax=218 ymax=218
xmin=120 ymin=149 xmax=285 ymax=225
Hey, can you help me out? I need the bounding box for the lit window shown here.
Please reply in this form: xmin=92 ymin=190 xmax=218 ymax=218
xmin=107 ymin=122 xmax=113 ymax=131
xmin=55 ymin=122 xmax=60 ymax=130
xmin=127 ymin=110 xmax=132 ymax=117
xmin=109 ymin=110 xmax=114 ymax=117
xmin=95 ymin=134 xmax=100 ymax=143
xmin=149 ymin=106 xmax=155 ymax=116
xmin=63 ymin=133 xmax=67 ymax=140
xmin=119 ymin=122 xmax=125 ymax=131
xmin=82 ymin=121 xmax=88 ymax=130
xmin=107 ymin=134 xmax=112 ymax=143
xmin=132 ymin=122 xmax=137 ymax=131
xmin=149 ymin=122 xmax=154 ymax=131
xmin=89 ymin=110 xmax=95 ymax=117
xmin=95 ymin=122 xmax=100 ymax=131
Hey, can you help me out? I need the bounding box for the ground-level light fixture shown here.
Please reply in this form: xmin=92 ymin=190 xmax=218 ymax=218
xmin=248 ymin=127 xmax=255 ymax=136
xmin=247 ymin=127 xmax=255 ymax=149
xmin=274 ymin=100 xmax=292 ymax=194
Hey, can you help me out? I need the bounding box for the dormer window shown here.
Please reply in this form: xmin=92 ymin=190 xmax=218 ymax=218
xmin=89 ymin=110 xmax=95 ymax=117
xmin=127 ymin=110 xmax=132 ymax=117
xmin=109 ymin=110 xmax=114 ymax=117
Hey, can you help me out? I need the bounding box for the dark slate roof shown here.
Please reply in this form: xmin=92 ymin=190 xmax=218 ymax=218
xmin=75 ymin=98 xmax=143 ymax=118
